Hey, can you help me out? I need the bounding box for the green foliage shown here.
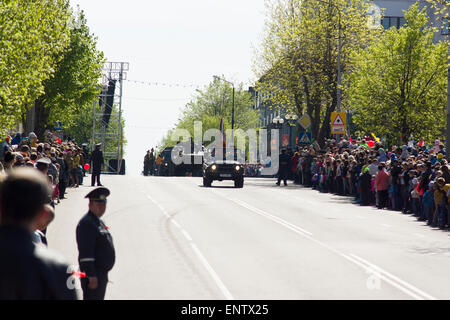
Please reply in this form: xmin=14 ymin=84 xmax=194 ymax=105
xmin=254 ymin=0 xmax=379 ymax=145
xmin=347 ymin=3 xmax=447 ymax=144
xmin=0 ymin=0 xmax=71 ymax=138
xmin=43 ymin=8 xmax=105 ymax=130
xmin=158 ymin=78 xmax=259 ymax=152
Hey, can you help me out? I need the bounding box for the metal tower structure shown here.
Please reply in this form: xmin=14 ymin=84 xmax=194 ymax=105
xmin=92 ymin=62 xmax=129 ymax=174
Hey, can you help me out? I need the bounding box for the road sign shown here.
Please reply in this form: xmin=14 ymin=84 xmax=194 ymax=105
xmin=298 ymin=132 xmax=312 ymax=144
xmin=298 ymin=114 xmax=311 ymax=130
xmin=331 ymin=112 xmax=346 ymax=126
xmin=54 ymin=121 xmax=63 ymax=131
xmin=330 ymin=112 xmax=346 ymax=135
xmin=331 ymin=126 xmax=346 ymax=135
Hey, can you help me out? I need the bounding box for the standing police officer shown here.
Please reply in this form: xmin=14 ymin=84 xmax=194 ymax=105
xmin=76 ymin=187 xmax=115 ymax=300
xmin=91 ymin=143 xmax=104 ymax=186
xmin=276 ymin=149 xmax=291 ymax=186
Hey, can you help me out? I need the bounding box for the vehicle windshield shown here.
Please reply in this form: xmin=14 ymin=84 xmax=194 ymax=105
xmin=204 ymin=147 xmax=244 ymax=162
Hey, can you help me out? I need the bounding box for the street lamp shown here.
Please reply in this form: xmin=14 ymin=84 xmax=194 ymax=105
xmin=272 ymin=116 xmax=284 ymax=128
xmin=213 ymin=75 xmax=235 ymax=140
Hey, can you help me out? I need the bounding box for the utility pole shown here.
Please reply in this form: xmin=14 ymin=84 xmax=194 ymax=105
xmin=213 ymin=75 xmax=235 ymax=141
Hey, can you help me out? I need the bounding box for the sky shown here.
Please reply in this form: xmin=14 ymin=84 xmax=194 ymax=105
xmin=69 ymin=0 xmax=267 ymax=175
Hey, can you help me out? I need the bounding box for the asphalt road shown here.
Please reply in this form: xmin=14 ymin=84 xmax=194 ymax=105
xmin=47 ymin=174 xmax=450 ymax=300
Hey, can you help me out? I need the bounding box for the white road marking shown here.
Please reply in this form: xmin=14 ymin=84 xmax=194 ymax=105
xmin=146 ymin=193 xmax=234 ymax=300
xmin=211 ymin=190 xmax=313 ymax=236
xmin=348 ymin=254 xmax=437 ymax=300
xmin=190 ymin=243 xmax=234 ymax=300
xmin=181 ymin=229 xmax=192 ymax=242
xmin=171 ymin=220 xmax=181 ymax=229
xmin=208 ymin=189 xmax=437 ymax=300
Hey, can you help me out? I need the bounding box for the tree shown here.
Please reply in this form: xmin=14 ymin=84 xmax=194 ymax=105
xmin=158 ymin=78 xmax=258 ymax=152
xmin=253 ymin=0 xmax=378 ymax=145
xmin=0 ymin=0 xmax=71 ymax=139
xmin=26 ymin=8 xmax=105 ymax=138
xmin=347 ymin=3 xmax=447 ymax=144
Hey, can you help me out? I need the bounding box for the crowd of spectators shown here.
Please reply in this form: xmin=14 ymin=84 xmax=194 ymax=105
xmin=281 ymin=137 xmax=449 ymax=230
xmin=0 ymin=130 xmax=91 ymax=299
xmin=0 ymin=130 xmax=89 ymax=207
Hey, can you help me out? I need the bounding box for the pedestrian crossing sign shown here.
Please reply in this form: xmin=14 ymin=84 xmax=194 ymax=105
xmin=331 ymin=112 xmax=346 ymax=126
xmin=330 ymin=112 xmax=346 ymax=135
xmin=298 ymin=132 xmax=312 ymax=145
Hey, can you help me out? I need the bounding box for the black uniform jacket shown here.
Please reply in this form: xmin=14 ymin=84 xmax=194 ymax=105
xmin=76 ymin=211 xmax=115 ymax=278
xmin=279 ymin=153 xmax=291 ymax=169
xmin=91 ymin=150 xmax=104 ymax=172
xmin=0 ymin=226 xmax=77 ymax=300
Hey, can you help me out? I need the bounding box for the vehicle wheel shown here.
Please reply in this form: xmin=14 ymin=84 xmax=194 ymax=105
xmin=234 ymin=178 xmax=244 ymax=188
xmin=203 ymin=177 xmax=212 ymax=187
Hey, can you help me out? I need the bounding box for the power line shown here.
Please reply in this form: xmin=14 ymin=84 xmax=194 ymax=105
xmin=125 ymin=97 xmax=189 ymax=101
xmin=125 ymin=79 xmax=203 ymax=89
xmin=125 ymin=78 xmax=255 ymax=89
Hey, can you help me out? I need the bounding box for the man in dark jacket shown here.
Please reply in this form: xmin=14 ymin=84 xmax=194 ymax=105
xmin=91 ymin=143 xmax=104 ymax=187
xmin=76 ymin=187 xmax=115 ymax=300
xmin=360 ymin=167 xmax=372 ymax=206
xmin=143 ymin=150 xmax=151 ymax=176
xmin=276 ymin=149 xmax=291 ymax=186
xmin=0 ymin=168 xmax=77 ymax=300
xmin=390 ymin=159 xmax=402 ymax=211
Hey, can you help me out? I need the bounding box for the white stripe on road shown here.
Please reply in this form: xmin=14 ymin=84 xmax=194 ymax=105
xmin=190 ymin=243 xmax=234 ymax=300
xmin=232 ymin=197 xmax=313 ymax=236
xmin=146 ymin=193 xmax=234 ymax=300
xmin=348 ymin=254 xmax=437 ymax=300
xmin=208 ymin=189 xmax=436 ymax=300
xmin=172 ymin=219 xmax=182 ymax=229
xmin=210 ymin=190 xmax=313 ymax=236
xmin=181 ymin=229 xmax=192 ymax=242
xmin=338 ymin=254 xmax=422 ymax=300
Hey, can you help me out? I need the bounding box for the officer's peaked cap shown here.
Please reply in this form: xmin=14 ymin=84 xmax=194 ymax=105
xmin=85 ymin=187 xmax=110 ymax=201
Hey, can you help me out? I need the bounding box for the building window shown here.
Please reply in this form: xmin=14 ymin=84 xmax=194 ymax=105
xmin=381 ymin=16 xmax=405 ymax=29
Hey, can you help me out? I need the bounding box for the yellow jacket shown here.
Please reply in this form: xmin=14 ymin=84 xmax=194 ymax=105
xmin=434 ymin=189 xmax=443 ymax=206
xmin=435 ymin=184 xmax=450 ymax=206
xmin=444 ymin=184 xmax=450 ymax=205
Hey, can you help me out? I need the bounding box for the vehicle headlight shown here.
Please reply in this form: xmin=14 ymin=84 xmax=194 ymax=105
xmin=164 ymin=163 xmax=168 ymax=166
xmin=235 ymin=165 xmax=240 ymax=171
xmin=211 ymin=164 xmax=217 ymax=171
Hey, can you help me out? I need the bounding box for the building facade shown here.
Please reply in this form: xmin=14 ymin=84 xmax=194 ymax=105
xmin=375 ymin=0 xmax=448 ymax=42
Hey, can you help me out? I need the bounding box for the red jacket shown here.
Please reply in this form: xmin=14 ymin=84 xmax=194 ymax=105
xmin=376 ymin=169 xmax=390 ymax=191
